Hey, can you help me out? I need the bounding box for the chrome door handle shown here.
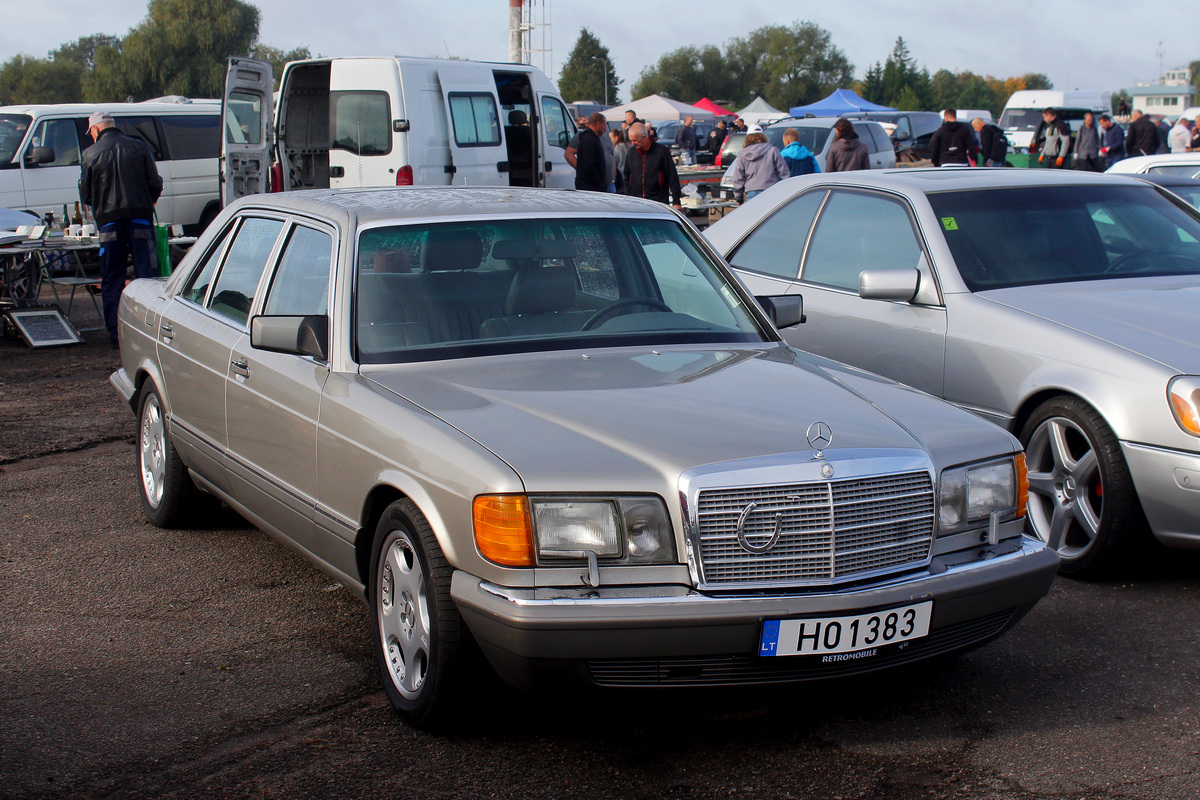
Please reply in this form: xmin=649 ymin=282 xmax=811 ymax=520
xmin=230 ymin=358 xmax=251 ymax=378
xmin=159 ymin=322 xmax=174 ymax=341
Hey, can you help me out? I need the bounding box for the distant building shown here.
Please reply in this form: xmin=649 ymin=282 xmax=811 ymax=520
xmin=1127 ymin=67 xmax=1194 ymax=116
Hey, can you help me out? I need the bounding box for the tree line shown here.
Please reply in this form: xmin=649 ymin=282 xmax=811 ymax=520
xmin=0 ymin=0 xmax=307 ymax=104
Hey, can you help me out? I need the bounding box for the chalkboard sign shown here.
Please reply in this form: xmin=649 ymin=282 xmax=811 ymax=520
xmin=5 ymin=307 xmax=84 ymax=347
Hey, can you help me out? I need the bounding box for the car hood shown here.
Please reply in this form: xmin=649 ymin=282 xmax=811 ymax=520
xmin=364 ymin=344 xmax=1012 ymax=491
xmin=980 ymin=276 xmax=1200 ymax=372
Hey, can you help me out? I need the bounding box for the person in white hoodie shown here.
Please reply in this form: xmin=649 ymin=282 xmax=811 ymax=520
xmin=1168 ymin=117 xmax=1192 ymax=153
xmin=728 ymin=125 xmax=789 ymax=202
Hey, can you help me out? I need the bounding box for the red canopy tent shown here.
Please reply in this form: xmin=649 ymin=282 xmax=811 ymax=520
xmin=691 ymin=97 xmax=736 ymax=117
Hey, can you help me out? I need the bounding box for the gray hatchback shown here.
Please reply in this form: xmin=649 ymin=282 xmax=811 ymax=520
xmin=111 ymin=186 xmax=1056 ymax=726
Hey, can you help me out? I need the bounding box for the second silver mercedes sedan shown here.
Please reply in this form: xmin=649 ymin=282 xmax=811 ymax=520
xmin=111 ymin=187 xmax=1056 ymax=726
xmin=707 ymin=168 xmax=1200 ymax=579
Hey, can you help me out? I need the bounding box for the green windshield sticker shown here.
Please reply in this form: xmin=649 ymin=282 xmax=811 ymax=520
xmin=941 ymin=217 xmax=958 ymax=231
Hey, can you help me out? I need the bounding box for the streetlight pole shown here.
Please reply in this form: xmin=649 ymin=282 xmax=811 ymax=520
xmin=591 ymin=56 xmax=609 ymax=107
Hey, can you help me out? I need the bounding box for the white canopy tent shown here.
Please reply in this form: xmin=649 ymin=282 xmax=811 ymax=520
xmin=602 ymin=95 xmax=716 ymax=123
xmin=736 ymin=96 xmax=787 ymax=127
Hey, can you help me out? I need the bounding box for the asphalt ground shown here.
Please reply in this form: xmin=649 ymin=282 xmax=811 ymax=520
xmin=2 ymin=287 xmax=1199 ymax=799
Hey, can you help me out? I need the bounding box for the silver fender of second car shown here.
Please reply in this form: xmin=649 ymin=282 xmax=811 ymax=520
xmin=115 ymin=279 xmax=172 ymax=412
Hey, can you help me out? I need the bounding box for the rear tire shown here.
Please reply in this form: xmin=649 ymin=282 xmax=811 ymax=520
xmin=1019 ymin=396 xmax=1146 ymax=579
xmin=369 ymin=499 xmax=466 ymax=727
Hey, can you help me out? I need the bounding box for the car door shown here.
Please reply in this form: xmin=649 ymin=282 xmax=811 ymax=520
xmin=20 ymin=116 xmax=83 ymax=219
xmin=438 ymin=64 xmax=506 ymax=187
xmin=156 ymin=215 xmax=286 ymax=494
xmin=225 ymin=219 xmax=334 ymax=553
xmin=538 ymin=94 xmax=574 ymax=188
xmin=221 ymin=57 xmax=274 ymax=204
xmin=790 ymin=189 xmax=946 ymax=396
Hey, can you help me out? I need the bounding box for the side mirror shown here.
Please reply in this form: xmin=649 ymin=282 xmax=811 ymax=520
xmin=250 ymin=314 xmax=329 ymax=361
xmin=557 ymin=131 xmax=570 ymax=148
xmin=756 ymin=294 xmax=805 ymax=328
xmin=858 ymin=268 xmax=920 ymax=302
xmin=26 ymin=146 xmax=55 ymax=165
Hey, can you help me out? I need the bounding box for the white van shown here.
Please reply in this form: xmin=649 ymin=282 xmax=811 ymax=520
xmin=0 ymin=100 xmax=222 ymax=231
xmin=221 ymin=56 xmax=577 ymax=204
xmin=999 ymin=90 xmax=1110 ymax=151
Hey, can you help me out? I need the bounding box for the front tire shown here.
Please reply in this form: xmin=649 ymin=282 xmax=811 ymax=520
xmin=369 ymin=499 xmax=464 ymax=727
xmin=1020 ymin=396 xmax=1145 ymax=579
xmin=136 ymin=382 xmax=200 ymax=527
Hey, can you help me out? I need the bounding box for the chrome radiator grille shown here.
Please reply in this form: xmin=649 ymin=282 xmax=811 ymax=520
xmin=693 ymin=471 xmax=935 ymax=587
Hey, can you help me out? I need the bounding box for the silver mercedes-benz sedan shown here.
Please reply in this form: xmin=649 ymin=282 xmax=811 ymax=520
xmin=111 ymin=187 xmax=1057 ymax=726
xmin=706 ymin=168 xmax=1200 ymax=579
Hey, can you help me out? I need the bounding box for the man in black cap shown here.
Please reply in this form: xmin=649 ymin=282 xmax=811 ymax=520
xmin=79 ymin=110 xmax=163 ymax=347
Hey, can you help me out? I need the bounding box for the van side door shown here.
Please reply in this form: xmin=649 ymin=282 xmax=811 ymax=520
xmin=437 ymin=65 xmax=507 ymax=186
xmin=221 ymin=57 xmax=274 ymax=204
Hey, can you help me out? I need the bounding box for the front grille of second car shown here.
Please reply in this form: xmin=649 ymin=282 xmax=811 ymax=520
xmin=694 ymin=471 xmax=935 ymax=587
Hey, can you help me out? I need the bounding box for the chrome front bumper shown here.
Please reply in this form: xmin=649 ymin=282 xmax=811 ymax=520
xmin=452 ymin=537 xmax=1059 ymax=687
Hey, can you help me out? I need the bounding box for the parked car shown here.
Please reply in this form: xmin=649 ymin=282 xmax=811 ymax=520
xmin=719 ymin=118 xmax=895 ymax=187
xmin=1106 ymin=154 xmax=1200 ymax=178
xmin=655 ymin=119 xmax=719 ymax=164
xmin=1136 ymin=174 xmax=1200 ymax=209
xmin=714 ymin=130 xmax=746 ymax=168
xmin=111 ymin=186 xmax=1056 ymax=726
xmin=707 ymin=168 xmax=1200 ymax=578
xmin=841 ymin=111 xmax=943 ymax=161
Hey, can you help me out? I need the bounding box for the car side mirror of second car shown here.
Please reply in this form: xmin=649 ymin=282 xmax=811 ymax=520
xmin=756 ymin=294 xmax=805 ymax=328
xmin=858 ymin=268 xmax=920 ymax=302
xmin=250 ymin=314 xmax=329 ymax=361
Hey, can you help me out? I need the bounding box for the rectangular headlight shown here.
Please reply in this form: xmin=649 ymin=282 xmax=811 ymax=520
xmin=534 ymin=500 xmax=622 ymax=557
xmin=938 ymin=456 xmax=1021 ymax=534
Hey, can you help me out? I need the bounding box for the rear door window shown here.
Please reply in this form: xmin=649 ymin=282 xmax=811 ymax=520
xmin=728 ymin=190 xmax=826 ymax=279
xmin=115 ymin=116 xmax=163 ymax=160
xmin=331 ymin=91 xmax=391 ymax=155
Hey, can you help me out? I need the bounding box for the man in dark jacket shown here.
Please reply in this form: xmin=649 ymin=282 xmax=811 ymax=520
xmin=78 ymin=111 xmax=163 ymax=347
xmin=707 ymin=120 xmax=728 ymax=155
xmin=1098 ymin=115 xmax=1126 ymax=167
xmin=623 ymin=122 xmax=681 ymax=207
xmin=971 ymin=117 xmax=1008 ymax=166
xmin=1126 ymin=110 xmax=1159 ymax=158
xmin=928 ymin=109 xmax=977 ymax=166
xmin=572 ymin=113 xmax=608 ymax=192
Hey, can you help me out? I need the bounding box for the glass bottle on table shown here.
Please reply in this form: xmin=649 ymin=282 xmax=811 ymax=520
xmin=72 ymin=202 xmax=83 ymax=225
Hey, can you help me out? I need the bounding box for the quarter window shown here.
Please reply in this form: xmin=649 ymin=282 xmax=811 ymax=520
xmin=207 ymin=217 xmax=284 ymax=324
xmin=331 ymin=91 xmax=391 ymax=155
xmin=263 ymin=225 xmax=334 ymax=316
xmin=803 ymin=191 xmax=923 ymax=291
xmin=448 ymin=93 xmax=500 ymax=147
xmin=728 ymin=190 xmax=826 ymax=279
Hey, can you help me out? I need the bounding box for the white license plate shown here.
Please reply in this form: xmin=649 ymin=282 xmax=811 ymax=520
xmin=759 ymin=601 xmax=933 ymax=657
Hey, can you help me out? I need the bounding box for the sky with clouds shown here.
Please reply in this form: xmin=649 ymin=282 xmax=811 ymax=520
xmin=3 ymin=0 xmax=1197 ymax=105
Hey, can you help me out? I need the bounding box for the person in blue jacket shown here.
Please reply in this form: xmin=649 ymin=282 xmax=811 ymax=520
xmin=779 ymin=128 xmax=821 ymax=176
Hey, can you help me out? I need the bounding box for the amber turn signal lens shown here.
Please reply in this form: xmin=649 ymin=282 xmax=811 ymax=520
xmin=473 ymin=495 xmax=534 ymax=566
xmin=1015 ymin=452 xmax=1028 ymax=519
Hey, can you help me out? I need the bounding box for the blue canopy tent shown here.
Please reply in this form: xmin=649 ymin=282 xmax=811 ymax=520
xmin=789 ymin=90 xmax=896 ymax=117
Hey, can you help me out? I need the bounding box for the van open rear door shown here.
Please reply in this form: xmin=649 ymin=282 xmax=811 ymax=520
xmin=221 ymin=57 xmax=274 ymax=204
xmin=437 ymin=65 xmax=507 ymax=187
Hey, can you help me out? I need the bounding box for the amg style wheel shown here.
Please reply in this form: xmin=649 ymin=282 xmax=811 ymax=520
xmin=1020 ymin=396 xmax=1145 ymax=578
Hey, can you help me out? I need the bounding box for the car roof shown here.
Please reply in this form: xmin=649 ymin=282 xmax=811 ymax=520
xmin=225 ymin=186 xmax=679 ymax=225
xmin=777 ymin=167 xmax=1153 ymax=193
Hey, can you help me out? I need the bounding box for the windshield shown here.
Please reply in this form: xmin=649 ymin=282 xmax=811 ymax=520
xmin=928 ymin=184 xmax=1200 ymax=291
xmin=355 ymin=217 xmax=767 ymax=364
xmin=765 ymin=126 xmax=832 ymax=153
xmin=0 ymin=114 xmax=31 ymax=164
